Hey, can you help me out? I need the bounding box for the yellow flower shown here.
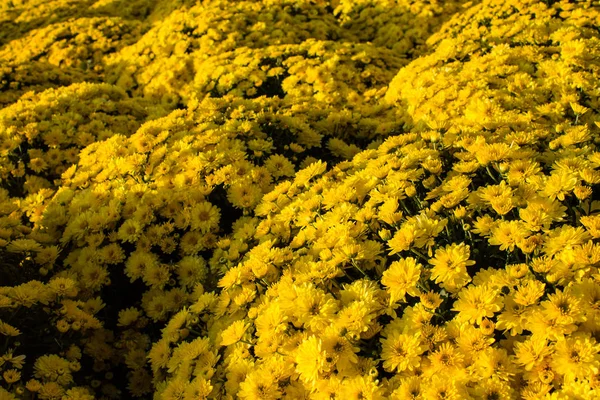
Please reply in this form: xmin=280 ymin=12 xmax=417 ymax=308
xmin=34 ymin=245 xmax=60 ymax=265
xmin=124 ymin=349 xmax=147 ymax=370
xmin=453 ymin=284 xmax=503 ymax=325
xmin=550 ymin=332 xmax=600 ymax=381
xmin=479 ymin=318 xmax=495 ymax=336
xmin=80 ymin=264 xmax=109 ymax=291
xmin=387 ymin=226 xmax=415 ymax=255
xmin=542 ymin=226 xmax=591 ymax=257
xmin=392 ymin=376 xmax=423 ymax=399
xmin=39 ymin=382 xmax=64 ymax=399
xmin=419 ymin=291 xmax=443 ymax=310
xmin=321 ymin=329 xmax=359 ymax=372
xmin=472 ymin=347 xmax=515 ymax=381
xmin=313 ymin=376 xmax=342 ymax=400
xmin=0 ymin=320 xmax=21 ymax=337
xmin=378 ymin=197 xmax=403 ymax=226
xmin=541 ymin=171 xmax=578 ymax=201
xmin=2 ymin=369 xmax=20 ymax=383
xmin=144 ymin=294 xmax=169 ymax=322
xmin=580 ymin=215 xmax=600 ymax=238
xmin=3 ymin=351 xmax=26 ymax=369
xmin=506 ymin=160 xmax=541 ymax=186
xmin=227 ymin=182 xmax=263 ymax=209
xmin=190 ymin=201 xmax=221 ymax=233
xmin=294 ymin=335 xmax=328 ymax=384
xmin=184 ymin=377 xmax=213 ymax=400
xmin=117 ymin=218 xmax=143 ymax=243
xmin=488 ymin=220 xmax=529 ymax=252
xmin=6 ymin=239 xmax=43 ymax=253
xmin=33 ymin=355 xmax=73 ymax=386
xmin=470 ymin=377 xmax=514 ymax=400
xmin=239 ymin=370 xmax=281 ymax=400
xmin=176 ymin=256 xmax=207 ymax=288
xmin=265 ymin=154 xmax=295 ymax=178
xmin=411 ymin=214 xmax=448 ymax=255
xmin=429 ymin=243 xmax=474 ymax=293
xmin=220 ymin=320 xmax=250 ymax=347
xmin=293 ymin=160 xmax=327 ymax=187
xmin=382 ymin=257 xmax=422 ymax=304
xmin=161 ymin=377 xmax=189 ymax=400
xmin=293 ymin=284 xmax=339 ymax=332
xmin=117 ymin=307 xmax=141 ymax=327
xmin=25 ymin=379 xmax=42 ymax=392
xmin=513 ymin=279 xmax=545 ymax=307
xmin=339 ymin=375 xmax=383 ymax=400
xmin=380 ymin=329 xmax=425 ymax=372
xmin=455 ymin=325 xmax=494 ymax=359
xmin=515 ymin=336 xmax=553 ymax=371
xmin=255 ymin=302 xmax=288 ymax=339
xmin=427 ymin=342 xmax=464 ymax=375
xmin=179 ymin=231 xmax=208 ymax=254
xmin=56 ymin=319 xmax=70 ymax=333
xmin=63 ymin=387 xmax=96 ymax=400
xmin=477 ymin=181 xmax=515 ymax=215
xmin=142 ymin=263 xmax=171 ymax=289
xmin=147 ymin=339 xmax=171 ymax=374
xmin=423 ymin=376 xmax=464 ymax=400
xmin=125 ymin=251 xmax=159 ymax=282
xmin=541 ymin=289 xmax=584 ymax=327
xmin=471 ymin=214 xmax=497 ymax=237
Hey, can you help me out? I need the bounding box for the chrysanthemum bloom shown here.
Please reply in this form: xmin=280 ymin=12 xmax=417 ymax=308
xmin=382 ymin=257 xmax=422 ymax=304
xmin=426 ymin=342 xmax=465 ymax=376
xmin=513 ymin=279 xmax=545 ymax=307
xmin=294 ymin=336 xmax=329 ymax=384
xmin=429 ymin=243 xmax=475 ymax=292
xmin=190 ymin=201 xmax=221 ymax=233
xmin=550 ymin=332 xmax=600 ymax=382
xmin=541 ymin=170 xmax=578 ymax=201
xmin=513 ymin=336 xmax=553 ymax=372
xmin=488 ymin=220 xmax=529 ymax=252
xmin=543 ymin=226 xmax=591 ymax=258
xmin=387 ymin=227 xmax=415 ymax=255
xmin=3 ymin=369 xmax=20 ymax=384
xmin=541 ymin=290 xmax=584 ymax=327
xmin=380 ymin=330 xmax=425 ymax=372
xmin=339 ymin=375 xmax=383 ymax=400
xmin=419 ymin=291 xmax=443 ymax=310
xmin=33 ymin=354 xmax=73 ymax=386
xmin=452 ymin=284 xmax=503 ymax=325
xmin=220 ymin=320 xmax=250 ymax=347
xmin=470 ymin=377 xmax=514 ymax=400
xmin=392 ymin=376 xmax=423 ymax=400
xmin=6 ymin=238 xmax=43 ymax=253
xmin=422 ymin=376 xmax=465 ymax=400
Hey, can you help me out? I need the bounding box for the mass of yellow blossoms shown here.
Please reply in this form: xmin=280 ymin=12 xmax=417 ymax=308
xmin=1 ymin=0 xmax=600 ymax=399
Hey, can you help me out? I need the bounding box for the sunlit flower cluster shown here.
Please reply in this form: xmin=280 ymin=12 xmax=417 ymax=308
xmin=0 ymin=0 xmax=152 ymax=107
xmin=1 ymin=0 xmax=600 ymax=399
xmin=0 ymin=83 xmax=167 ymax=196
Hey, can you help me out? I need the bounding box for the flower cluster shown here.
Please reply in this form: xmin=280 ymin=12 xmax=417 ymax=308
xmin=1 ymin=0 xmax=600 ymax=399
xmin=333 ymin=0 xmax=469 ymax=56
xmin=0 ymin=83 xmax=166 ymax=196
xmin=0 ymin=0 xmax=153 ymax=107
xmin=104 ymin=0 xmax=409 ymax=110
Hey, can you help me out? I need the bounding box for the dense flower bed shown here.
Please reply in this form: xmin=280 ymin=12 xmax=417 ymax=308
xmin=1 ymin=0 xmax=600 ymax=399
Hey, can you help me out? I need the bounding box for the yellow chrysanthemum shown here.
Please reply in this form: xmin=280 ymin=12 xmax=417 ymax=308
xmin=453 ymin=284 xmax=504 ymax=325
xmin=220 ymin=320 xmax=250 ymax=347
xmin=294 ymin=336 xmax=328 ymax=384
xmin=380 ymin=330 xmax=425 ymax=373
xmin=381 ymin=257 xmax=422 ymax=304
xmin=429 ymin=243 xmax=474 ymax=292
